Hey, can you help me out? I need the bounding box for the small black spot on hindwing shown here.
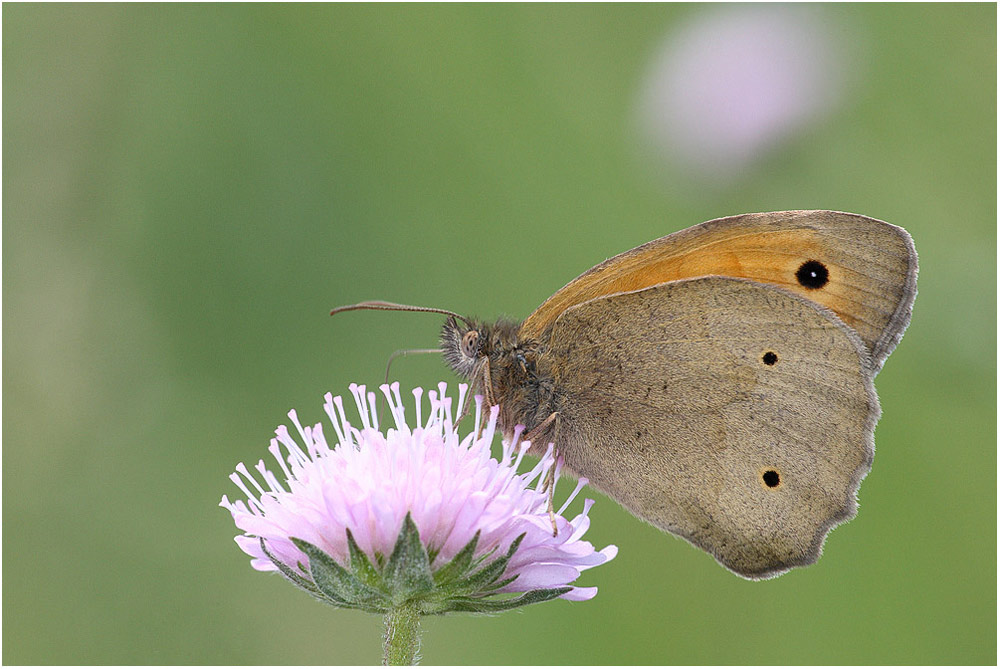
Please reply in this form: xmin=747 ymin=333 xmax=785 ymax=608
xmin=762 ymin=351 xmax=778 ymax=366
xmin=796 ymin=260 xmax=829 ymax=289
xmin=762 ymin=470 xmax=781 ymax=488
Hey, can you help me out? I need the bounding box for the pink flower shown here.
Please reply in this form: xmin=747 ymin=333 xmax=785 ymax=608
xmin=220 ymin=382 xmax=617 ymax=613
xmin=637 ymin=6 xmax=849 ymax=181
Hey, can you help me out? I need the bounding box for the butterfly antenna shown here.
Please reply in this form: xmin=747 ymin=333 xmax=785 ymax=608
xmin=379 ymin=347 xmax=442 ymax=422
xmin=331 ymin=301 xmax=469 ymax=421
xmin=384 ymin=348 xmax=442 ymax=387
xmin=330 ymin=300 xmax=474 ymax=327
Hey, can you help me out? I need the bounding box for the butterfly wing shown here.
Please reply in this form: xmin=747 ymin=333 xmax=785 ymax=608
xmin=521 ymin=210 xmax=917 ymax=372
xmin=541 ymin=277 xmax=879 ymax=579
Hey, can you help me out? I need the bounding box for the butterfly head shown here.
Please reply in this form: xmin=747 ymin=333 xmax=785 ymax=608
xmin=440 ymin=315 xmax=487 ymax=379
xmin=440 ymin=315 xmax=522 ymax=382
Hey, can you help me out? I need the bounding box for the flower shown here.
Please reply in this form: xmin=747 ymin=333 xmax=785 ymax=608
xmin=220 ymin=382 xmax=617 ymax=614
xmin=636 ymin=5 xmax=850 ymax=182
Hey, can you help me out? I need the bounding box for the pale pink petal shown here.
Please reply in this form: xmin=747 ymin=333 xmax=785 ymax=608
xmin=561 ymin=586 xmax=598 ymax=601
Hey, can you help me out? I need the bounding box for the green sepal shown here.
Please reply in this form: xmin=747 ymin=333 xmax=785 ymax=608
xmin=432 ymin=530 xmax=480 ymax=586
xmin=438 ymin=533 xmax=525 ymax=597
xmin=438 ymin=587 xmax=572 ymax=614
xmin=383 ymin=513 xmax=434 ymax=604
xmin=257 ymin=538 xmax=334 ymax=601
xmin=481 ymin=574 xmax=519 ymax=593
xmin=345 ymin=528 xmax=383 ymax=591
xmin=292 ymin=537 xmax=390 ymax=612
xmin=261 ymin=521 xmax=581 ymax=617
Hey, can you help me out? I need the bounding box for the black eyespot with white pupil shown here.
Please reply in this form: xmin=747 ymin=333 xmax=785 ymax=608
xmin=796 ymin=260 xmax=829 ymax=289
xmin=461 ymin=330 xmax=479 ymax=358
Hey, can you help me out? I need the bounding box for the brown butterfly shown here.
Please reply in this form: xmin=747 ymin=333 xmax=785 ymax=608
xmin=332 ymin=210 xmax=917 ymax=579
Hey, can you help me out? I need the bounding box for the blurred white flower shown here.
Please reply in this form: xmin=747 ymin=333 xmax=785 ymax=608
xmin=637 ymin=6 xmax=850 ymax=182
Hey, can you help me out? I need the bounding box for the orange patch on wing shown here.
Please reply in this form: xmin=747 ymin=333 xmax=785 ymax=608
xmin=521 ymin=229 xmax=856 ymax=338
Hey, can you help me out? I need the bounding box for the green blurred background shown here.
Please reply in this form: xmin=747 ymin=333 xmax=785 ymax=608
xmin=4 ymin=3 xmax=995 ymax=665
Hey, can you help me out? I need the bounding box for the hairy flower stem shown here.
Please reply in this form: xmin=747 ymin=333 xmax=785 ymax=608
xmin=383 ymin=602 xmax=421 ymax=665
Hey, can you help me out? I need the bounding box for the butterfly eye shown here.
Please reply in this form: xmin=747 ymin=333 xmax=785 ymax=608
xmin=461 ymin=330 xmax=480 ymax=358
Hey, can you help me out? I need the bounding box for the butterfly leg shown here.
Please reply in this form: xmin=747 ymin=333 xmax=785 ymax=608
xmin=523 ymin=411 xmax=559 ymax=447
xmin=481 ymin=358 xmax=496 ymax=407
xmin=473 ymin=359 xmax=496 ymax=440
xmin=524 ymin=412 xmax=561 ymax=536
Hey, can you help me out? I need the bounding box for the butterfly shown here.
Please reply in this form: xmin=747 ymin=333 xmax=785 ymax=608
xmin=332 ymin=210 xmax=918 ymax=579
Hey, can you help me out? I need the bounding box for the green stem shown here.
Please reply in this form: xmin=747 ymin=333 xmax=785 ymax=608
xmin=383 ymin=602 xmax=421 ymax=665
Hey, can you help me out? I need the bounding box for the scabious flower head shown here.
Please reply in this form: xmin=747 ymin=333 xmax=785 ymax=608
xmin=220 ymin=382 xmax=617 ymax=614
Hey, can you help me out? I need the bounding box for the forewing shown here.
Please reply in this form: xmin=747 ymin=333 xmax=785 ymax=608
xmin=542 ymin=277 xmax=880 ymax=579
xmin=521 ymin=210 xmax=917 ymax=372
